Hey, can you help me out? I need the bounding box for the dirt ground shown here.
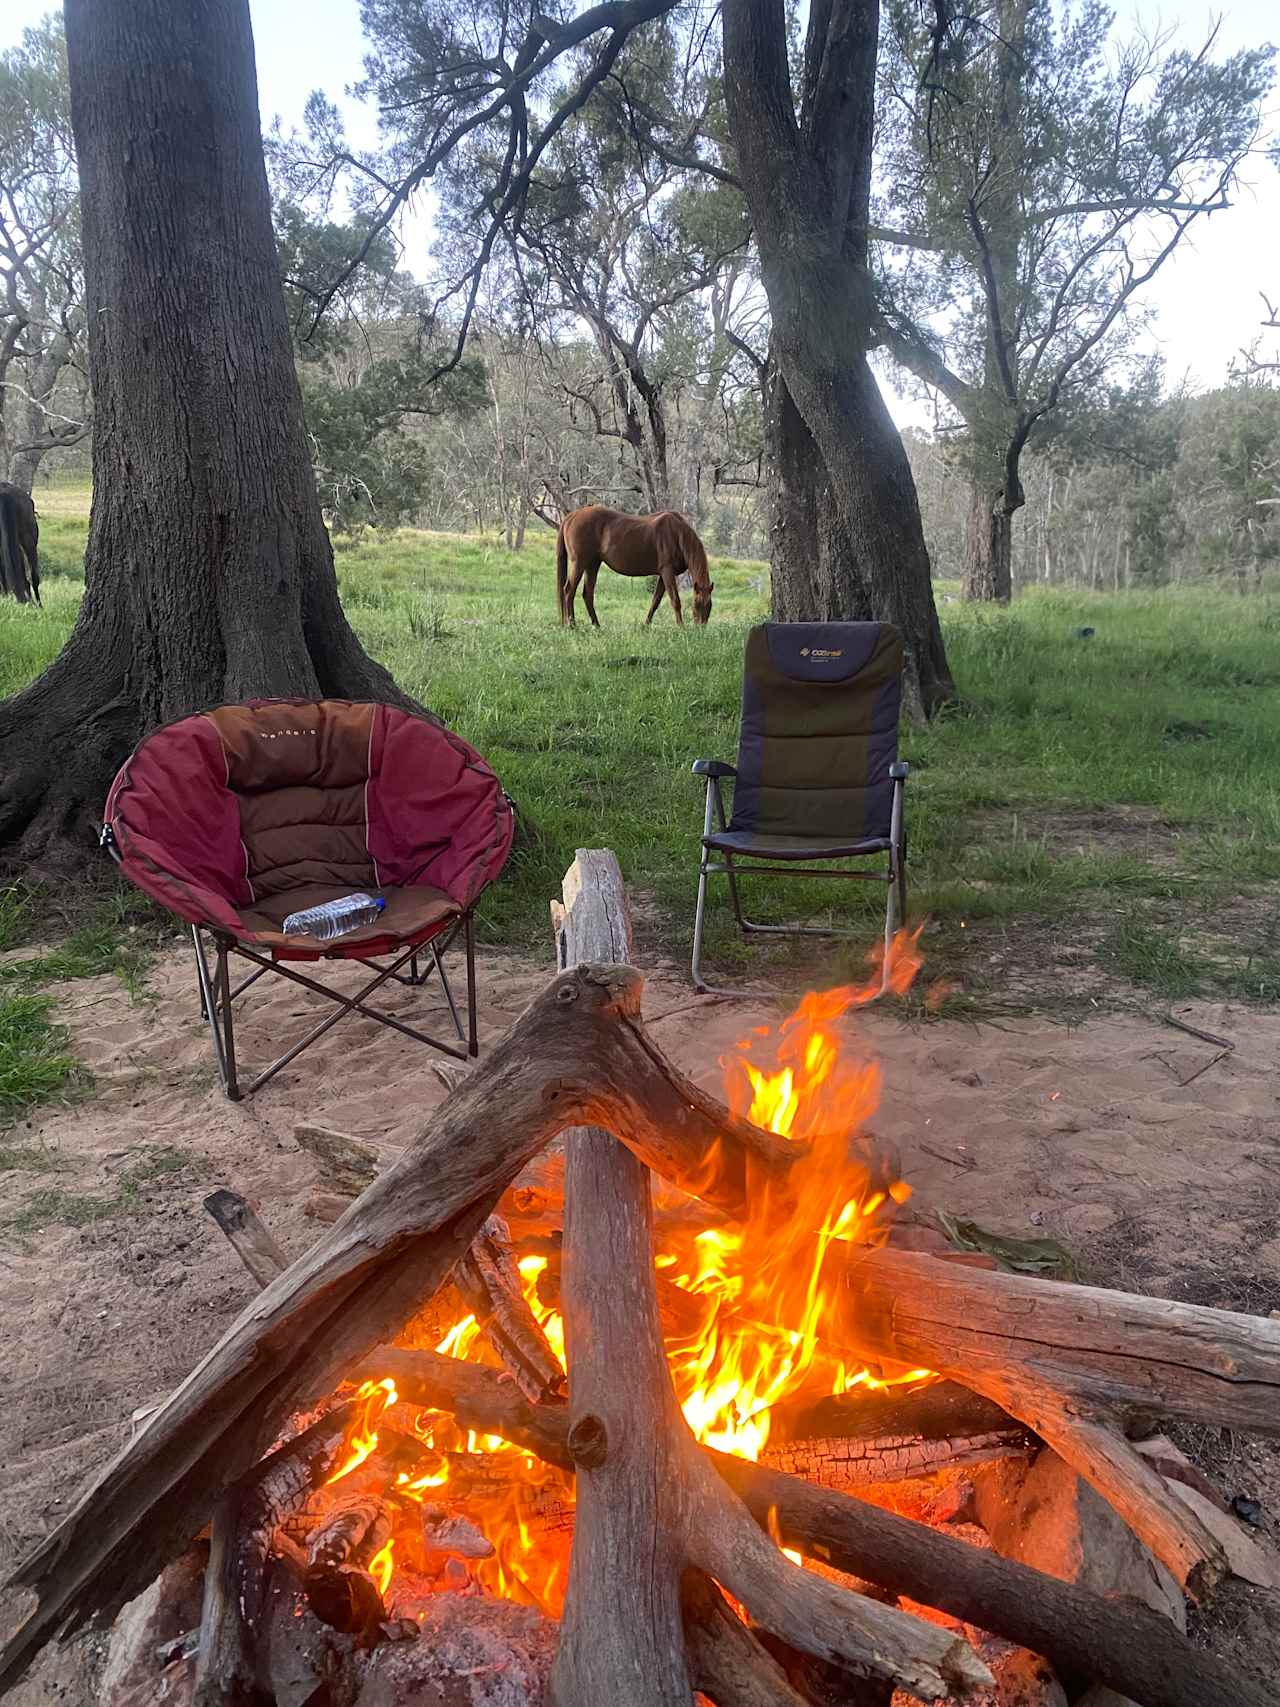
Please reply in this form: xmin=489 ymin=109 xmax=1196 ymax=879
xmin=1 ymin=937 xmax=1278 ymax=1702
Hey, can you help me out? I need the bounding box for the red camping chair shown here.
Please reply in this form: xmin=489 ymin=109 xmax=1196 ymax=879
xmin=102 ymin=698 xmax=515 ymax=1100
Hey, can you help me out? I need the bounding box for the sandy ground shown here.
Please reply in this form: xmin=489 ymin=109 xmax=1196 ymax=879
xmin=1 ymin=938 xmax=1278 ymax=1700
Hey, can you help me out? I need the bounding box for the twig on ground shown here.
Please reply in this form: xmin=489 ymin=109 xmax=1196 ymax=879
xmin=1162 ymin=1016 xmax=1234 ymax=1051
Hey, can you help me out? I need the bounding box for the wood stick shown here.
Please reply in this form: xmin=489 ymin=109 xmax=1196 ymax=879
xmin=452 ymin=1214 xmax=565 ymax=1402
xmin=202 ymin=1189 xmax=289 ymax=1290
xmin=548 ymin=851 xmax=692 ymax=1706
xmin=1030 ymin=1408 xmax=1224 ymax=1595
xmin=338 ymin=1347 xmax=1266 ymax=1707
xmin=682 ymin=1568 xmax=810 ymax=1707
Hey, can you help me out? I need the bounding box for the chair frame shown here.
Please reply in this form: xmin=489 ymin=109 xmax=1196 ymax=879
xmin=187 ymin=912 xmax=478 ymax=1102
xmin=690 ymin=758 xmax=909 ymax=996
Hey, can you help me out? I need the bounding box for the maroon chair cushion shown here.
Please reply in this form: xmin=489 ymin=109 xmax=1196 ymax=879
xmin=104 ymin=699 xmax=514 ymax=957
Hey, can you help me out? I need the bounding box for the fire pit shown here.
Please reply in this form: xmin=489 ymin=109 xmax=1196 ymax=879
xmin=4 ymin=852 xmax=1278 ymax=1707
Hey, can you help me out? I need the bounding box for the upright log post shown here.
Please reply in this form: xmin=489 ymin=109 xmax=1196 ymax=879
xmin=549 ymin=849 xmax=692 ymax=1705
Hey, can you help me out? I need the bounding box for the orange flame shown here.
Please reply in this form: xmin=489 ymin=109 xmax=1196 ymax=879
xmin=659 ymin=926 xmax=931 ymax=1462
xmin=369 ymin=1537 xmax=394 ymax=1597
xmin=310 ymin=930 xmax=929 ymax=1607
xmin=326 ymin=1378 xmax=396 ymax=1484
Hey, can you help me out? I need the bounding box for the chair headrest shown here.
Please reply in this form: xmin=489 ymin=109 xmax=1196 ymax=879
xmin=752 ymin=622 xmax=900 ymax=684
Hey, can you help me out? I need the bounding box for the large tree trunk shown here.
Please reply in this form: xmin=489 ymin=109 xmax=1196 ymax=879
xmin=765 ymin=353 xmax=872 ymax=624
xmin=0 ymin=0 xmax=408 ymax=868
xmin=723 ymin=0 xmax=955 ymax=720
xmin=962 ymin=479 xmax=1014 ymax=602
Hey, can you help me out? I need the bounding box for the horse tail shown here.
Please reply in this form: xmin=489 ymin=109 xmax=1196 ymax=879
xmin=555 ymin=517 xmax=570 ymax=623
xmin=0 ymin=491 xmax=32 ymax=605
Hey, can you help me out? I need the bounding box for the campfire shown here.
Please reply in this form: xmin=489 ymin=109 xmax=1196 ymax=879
xmin=4 ymin=852 xmax=1279 ymax=1707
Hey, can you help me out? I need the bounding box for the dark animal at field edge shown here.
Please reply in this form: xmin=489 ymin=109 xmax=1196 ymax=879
xmin=0 ymin=483 xmax=40 ymax=604
xmin=555 ymin=504 xmax=713 ymax=628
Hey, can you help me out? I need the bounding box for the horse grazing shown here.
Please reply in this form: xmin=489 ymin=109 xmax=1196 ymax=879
xmin=555 ymin=505 xmax=713 ymax=627
xmin=0 ymin=482 xmax=40 ymax=605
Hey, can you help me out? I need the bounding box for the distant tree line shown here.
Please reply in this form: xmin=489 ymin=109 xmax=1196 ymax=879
xmin=4 ymin=4 xmax=1275 ymax=593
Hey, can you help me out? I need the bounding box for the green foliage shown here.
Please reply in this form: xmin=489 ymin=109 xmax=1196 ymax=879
xmin=876 ymin=0 xmax=1275 ymax=492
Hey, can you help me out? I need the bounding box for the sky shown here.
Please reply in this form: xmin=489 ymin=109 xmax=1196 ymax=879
xmin=4 ymin=0 xmax=1279 ymax=429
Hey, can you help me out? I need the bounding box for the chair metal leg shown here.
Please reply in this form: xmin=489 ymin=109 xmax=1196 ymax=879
xmin=191 ymin=926 xmax=240 ymax=1100
xmin=465 ymin=911 xmax=478 ymax=1057
xmin=882 ymin=776 xmax=908 ymax=992
xmin=432 ymin=938 xmax=464 ymax=1042
xmin=691 ymin=858 xmax=713 ymax=992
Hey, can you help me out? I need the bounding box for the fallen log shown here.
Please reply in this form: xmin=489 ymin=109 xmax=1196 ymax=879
xmin=337 ymin=1346 xmax=1269 ymax=1707
xmin=834 ymin=1247 xmax=1280 ymax=1590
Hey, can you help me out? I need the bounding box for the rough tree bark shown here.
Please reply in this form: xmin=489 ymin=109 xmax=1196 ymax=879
xmin=0 ymin=0 xmax=410 ymax=867
xmin=962 ymin=476 xmax=1014 ymax=603
xmin=723 ymin=0 xmax=955 ymax=718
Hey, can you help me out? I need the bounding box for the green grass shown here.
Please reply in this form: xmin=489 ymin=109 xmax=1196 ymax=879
xmin=0 ymin=993 xmax=78 ymax=1117
xmin=3 ymin=1142 xmax=201 ymax=1233
xmin=5 ymin=482 xmax=1280 ymax=1014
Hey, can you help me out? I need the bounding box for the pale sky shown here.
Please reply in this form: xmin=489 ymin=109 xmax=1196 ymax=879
xmin=5 ymin=0 xmax=1278 ymax=428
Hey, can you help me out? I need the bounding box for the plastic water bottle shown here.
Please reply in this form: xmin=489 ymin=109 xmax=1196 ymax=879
xmin=282 ymin=893 xmax=386 ymax=942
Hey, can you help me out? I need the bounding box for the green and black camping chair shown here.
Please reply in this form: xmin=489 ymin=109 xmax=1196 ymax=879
xmin=691 ymin=621 xmax=909 ymax=992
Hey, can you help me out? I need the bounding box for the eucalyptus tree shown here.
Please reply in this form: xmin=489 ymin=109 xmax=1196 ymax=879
xmin=874 ymin=0 xmax=1273 ymax=600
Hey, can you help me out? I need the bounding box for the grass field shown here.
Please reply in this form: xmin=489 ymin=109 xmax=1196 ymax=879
xmin=1 ymin=478 xmax=1277 ymax=1118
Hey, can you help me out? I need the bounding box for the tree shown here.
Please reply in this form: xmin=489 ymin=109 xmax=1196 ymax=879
xmin=875 ymin=0 xmax=1273 ymax=601
xmin=721 ymin=0 xmax=954 ymax=710
xmin=311 ymin=0 xmax=954 ymax=713
xmin=0 ymin=0 xmax=412 ymax=864
xmin=0 ymin=13 xmax=87 ymax=494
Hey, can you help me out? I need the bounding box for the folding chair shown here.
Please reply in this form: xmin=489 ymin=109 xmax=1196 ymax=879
xmin=690 ymin=622 xmax=909 ymax=993
xmin=102 ymin=698 xmax=514 ymax=1100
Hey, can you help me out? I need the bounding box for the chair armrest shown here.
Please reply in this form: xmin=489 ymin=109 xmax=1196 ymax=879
xmin=692 ymin=759 xmax=737 ymax=779
xmin=888 ymin=761 xmax=910 ymax=782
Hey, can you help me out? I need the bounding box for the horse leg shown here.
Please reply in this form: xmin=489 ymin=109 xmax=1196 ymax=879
xmin=564 ymin=560 xmax=582 ymax=627
xmin=582 ymin=561 xmax=602 ymax=628
xmin=665 ymin=568 xmax=685 ymax=626
xmin=643 ymin=578 xmax=665 ymax=625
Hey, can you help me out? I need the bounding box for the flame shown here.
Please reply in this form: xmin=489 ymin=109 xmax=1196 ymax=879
xmin=301 ymin=929 xmax=930 ymax=1608
xmin=659 ymin=926 xmax=932 ymax=1462
xmin=327 ymin=1379 xmax=396 ymax=1484
xmin=369 ymin=1537 xmax=394 ymax=1597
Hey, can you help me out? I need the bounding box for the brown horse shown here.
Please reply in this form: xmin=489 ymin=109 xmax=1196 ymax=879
xmin=0 ymin=482 xmax=40 ymax=604
xmin=555 ymin=505 xmax=713 ymax=627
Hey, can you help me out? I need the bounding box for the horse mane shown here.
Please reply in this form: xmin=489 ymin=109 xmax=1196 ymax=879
xmin=657 ymin=511 xmax=709 ymax=584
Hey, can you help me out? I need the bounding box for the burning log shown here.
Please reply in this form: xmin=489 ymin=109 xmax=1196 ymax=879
xmin=547 ymin=851 xmax=991 ymax=1706
xmin=833 ymin=1247 xmax=1280 ymax=1591
xmin=193 ymin=1398 xmax=362 ymax=1706
xmin=451 ymin=1214 xmax=566 ymax=1403
xmin=300 ymin=1499 xmax=392 ymax=1636
xmin=333 ymin=1346 xmax=1269 ymax=1707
